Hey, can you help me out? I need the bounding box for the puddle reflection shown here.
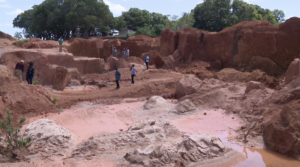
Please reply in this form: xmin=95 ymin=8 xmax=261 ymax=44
xmin=215 ymin=133 xmax=300 ymax=167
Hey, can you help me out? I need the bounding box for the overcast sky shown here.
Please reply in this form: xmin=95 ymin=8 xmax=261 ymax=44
xmin=0 ymin=0 xmax=299 ymax=37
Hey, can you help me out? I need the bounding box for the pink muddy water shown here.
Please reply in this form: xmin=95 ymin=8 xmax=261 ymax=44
xmin=171 ymin=110 xmax=300 ymax=167
xmin=26 ymin=101 xmax=300 ymax=167
xmin=27 ymin=101 xmax=143 ymax=144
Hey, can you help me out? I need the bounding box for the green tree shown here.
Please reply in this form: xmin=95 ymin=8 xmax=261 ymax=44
xmin=14 ymin=32 xmax=23 ymax=40
xmin=193 ymin=0 xmax=231 ymax=32
xmin=122 ymin=8 xmax=152 ymax=31
xmin=13 ymin=0 xmax=112 ymax=39
xmin=273 ymin=9 xmax=285 ymax=23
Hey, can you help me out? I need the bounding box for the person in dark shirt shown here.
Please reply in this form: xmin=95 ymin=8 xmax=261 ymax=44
xmin=14 ymin=60 xmax=24 ymax=82
xmin=115 ymin=68 xmax=121 ymax=89
xmin=26 ymin=61 xmax=35 ymax=84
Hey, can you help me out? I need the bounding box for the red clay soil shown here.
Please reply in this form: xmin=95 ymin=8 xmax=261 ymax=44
xmin=160 ymin=17 xmax=300 ymax=76
xmin=0 ymin=66 xmax=56 ymax=119
xmin=52 ymin=69 xmax=183 ymax=108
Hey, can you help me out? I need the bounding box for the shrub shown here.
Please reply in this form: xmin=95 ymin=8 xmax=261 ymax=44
xmin=32 ymin=80 xmax=39 ymax=85
xmin=0 ymin=109 xmax=31 ymax=153
xmin=53 ymin=97 xmax=58 ymax=104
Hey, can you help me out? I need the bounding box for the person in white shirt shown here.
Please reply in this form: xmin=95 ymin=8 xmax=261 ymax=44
xmin=130 ymin=64 xmax=136 ymax=85
xmin=126 ymin=48 xmax=129 ymax=61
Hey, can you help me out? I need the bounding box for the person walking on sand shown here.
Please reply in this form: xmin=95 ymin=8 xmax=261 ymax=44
xmin=113 ymin=47 xmax=118 ymax=57
xmin=26 ymin=61 xmax=35 ymax=84
xmin=58 ymin=36 xmax=63 ymax=52
xmin=115 ymin=68 xmax=121 ymax=89
xmin=130 ymin=64 xmax=136 ymax=85
xmin=126 ymin=48 xmax=129 ymax=61
xmin=14 ymin=60 xmax=24 ymax=82
xmin=122 ymin=48 xmax=126 ymax=59
xmin=145 ymin=54 xmax=149 ymax=70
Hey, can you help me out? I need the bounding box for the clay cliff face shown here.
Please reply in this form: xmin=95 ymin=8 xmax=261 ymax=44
xmin=160 ymin=17 xmax=300 ymax=76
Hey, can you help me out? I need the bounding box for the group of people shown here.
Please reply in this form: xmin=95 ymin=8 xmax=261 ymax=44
xmin=14 ymin=60 xmax=35 ymax=84
xmin=114 ymin=54 xmax=149 ymax=89
xmin=112 ymin=47 xmax=130 ymax=61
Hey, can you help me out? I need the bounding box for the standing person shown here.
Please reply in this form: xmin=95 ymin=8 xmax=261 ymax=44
xmin=58 ymin=36 xmax=63 ymax=52
xmin=126 ymin=48 xmax=129 ymax=61
xmin=26 ymin=61 xmax=35 ymax=84
xmin=115 ymin=68 xmax=121 ymax=89
xmin=112 ymin=47 xmax=118 ymax=57
xmin=122 ymin=48 xmax=126 ymax=59
xmin=76 ymin=26 xmax=80 ymax=37
xmin=145 ymin=54 xmax=149 ymax=70
xmin=130 ymin=64 xmax=136 ymax=85
xmin=0 ymin=49 xmax=2 ymax=61
xmin=14 ymin=60 xmax=24 ymax=82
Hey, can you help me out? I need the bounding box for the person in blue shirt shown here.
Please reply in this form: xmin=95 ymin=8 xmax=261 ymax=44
xmin=145 ymin=54 xmax=149 ymax=70
xmin=130 ymin=64 xmax=136 ymax=85
xmin=115 ymin=68 xmax=121 ymax=89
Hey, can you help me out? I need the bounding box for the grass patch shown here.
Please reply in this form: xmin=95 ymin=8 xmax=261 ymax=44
xmin=12 ymin=40 xmax=29 ymax=47
xmin=32 ymin=80 xmax=39 ymax=85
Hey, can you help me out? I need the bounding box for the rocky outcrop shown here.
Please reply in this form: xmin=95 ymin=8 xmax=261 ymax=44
xmin=52 ymin=66 xmax=71 ymax=91
xmin=143 ymin=96 xmax=169 ymax=110
xmin=24 ymin=119 xmax=76 ymax=157
xmin=176 ymin=75 xmax=202 ymax=99
xmin=171 ymin=99 xmax=197 ymax=114
xmin=245 ymin=81 xmax=265 ymax=93
xmin=160 ymin=17 xmax=300 ymax=76
xmin=263 ymin=106 xmax=300 ymax=156
xmin=107 ymin=56 xmax=130 ymax=71
xmin=71 ymin=121 xmax=244 ymax=166
xmin=285 ymin=58 xmax=300 ymax=85
xmin=160 ymin=28 xmax=178 ymax=57
xmin=141 ymin=50 xmax=165 ymax=68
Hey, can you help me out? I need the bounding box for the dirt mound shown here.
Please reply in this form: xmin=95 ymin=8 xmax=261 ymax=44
xmin=128 ymin=56 xmax=145 ymax=65
xmin=0 ymin=31 xmax=17 ymax=41
xmin=141 ymin=50 xmax=165 ymax=68
xmin=160 ymin=18 xmax=300 ymax=76
xmin=216 ymin=68 xmax=279 ymax=88
xmin=177 ymin=61 xmax=216 ymax=80
xmin=70 ymin=121 xmax=244 ymax=166
xmin=24 ymin=119 xmax=76 ymax=157
xmin=68 ymin=38 xmax=104 ymax=58
xmin=0 ymin=67 xmax=55 ymax=118
xmin=175 ymin=75 xmax=202 ymax=99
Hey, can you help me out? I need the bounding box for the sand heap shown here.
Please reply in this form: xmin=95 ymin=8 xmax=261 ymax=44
xmin=69 ymin=121 xmax=243 ymax=166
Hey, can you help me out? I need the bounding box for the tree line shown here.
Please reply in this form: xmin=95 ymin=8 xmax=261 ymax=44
xmin=13 ymin=0 xmax=285 ymax=39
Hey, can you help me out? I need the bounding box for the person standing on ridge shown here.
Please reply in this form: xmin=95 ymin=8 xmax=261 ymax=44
xmin=115 ymin=68 xmax=121 ymax=89
xmin=145 ymin=54 xmax=149 ymax=70
xmin=58 ymin=36 xmax=63 ymax=52
xmin=14 ymin=60 xmax=24 ymax=82
xmin=130 ymin=64 xmax=136 ymax=85
xmin=122 ymin=48 xmax=126 ymax=59
xmin=126 ymin=48 xmax=130 ymax=61
xmin=26 ymin=61 xmax=35 ymax=84
xmin=76 ymin=26 xmax=80 ymax=37
xmin=113 ymin=47 xmax=118 ymax=57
